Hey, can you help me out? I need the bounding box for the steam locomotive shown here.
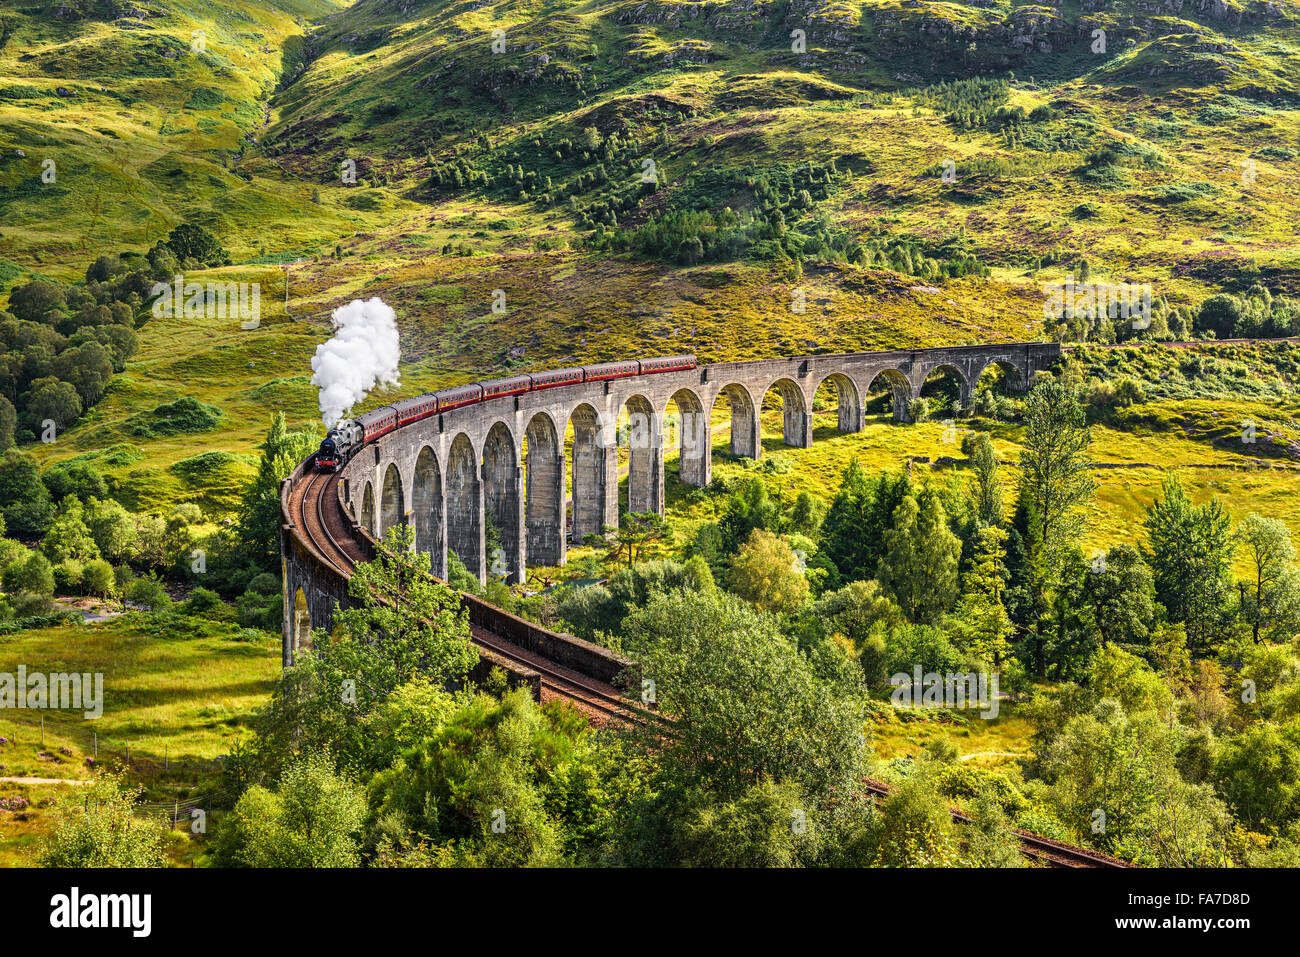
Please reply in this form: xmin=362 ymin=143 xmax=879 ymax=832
xmin=314 ymin=354 xmax=698 ymax=472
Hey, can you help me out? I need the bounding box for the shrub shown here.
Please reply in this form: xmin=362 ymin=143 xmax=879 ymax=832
xmin=126 ymin=572 xmax=171 ymax=611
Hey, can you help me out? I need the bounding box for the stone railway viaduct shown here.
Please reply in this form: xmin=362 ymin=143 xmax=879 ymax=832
xmin=281 ymin=341 xmax=1059 ymax=656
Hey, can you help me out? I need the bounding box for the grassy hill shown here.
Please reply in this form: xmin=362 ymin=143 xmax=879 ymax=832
xmin=1 ymin=0 xmax=1297 ymax=520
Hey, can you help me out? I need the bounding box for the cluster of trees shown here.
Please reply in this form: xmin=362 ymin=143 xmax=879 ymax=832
xmin=44 ymin=521 xmax=1027 ymax=868
xmin=583 ymin=160 xmax=852 ymax=267
xmin=1047 ymin=282 xmax=1300 ymax=346
xmin=425 ymin=123 xmax=673 ymax=212
xmin=0 ymin=223 xmax=229 ymax=445
xmin=0 ymin=412 xmax=320 ymax=630
xmin=1196 ymin=286 xmax=1300 ymax=340
xmin=913 ymin=76 xmax=1011 ymax=130
xmin=0 ymin=449 xmax=208 ymax=620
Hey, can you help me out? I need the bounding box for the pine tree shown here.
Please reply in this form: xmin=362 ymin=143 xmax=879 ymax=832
xmin=952 ymin=524 xmax=1013 ymax=666
xmin=1145 ymin=472 xmax=1234 ymax=651
xmin=877 ymin=488 xmax=961 ymax=625
xmin=1017 ymin=379 xmax=1095 ymax=585
xmin=968 ymin=432 xmax=1004 ymax=527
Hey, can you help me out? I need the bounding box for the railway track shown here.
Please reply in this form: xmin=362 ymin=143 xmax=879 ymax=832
xmin=289 ymin=468 xmax=643 ymax=722
xmin=290 ymin=470 xmax=1127 ymax=869
xmin=859 ymin=777 xmax=1133 ymax=868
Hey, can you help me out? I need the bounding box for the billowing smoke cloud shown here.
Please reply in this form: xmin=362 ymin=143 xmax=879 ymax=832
xmin=311 ymin=297 xmax=401 ymax=428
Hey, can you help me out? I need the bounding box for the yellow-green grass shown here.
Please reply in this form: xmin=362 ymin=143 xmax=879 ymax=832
xmin=869 ymin=700 xmax=1035 ymax=771
xmin=0 ymin=617 xmax=278 ymax=771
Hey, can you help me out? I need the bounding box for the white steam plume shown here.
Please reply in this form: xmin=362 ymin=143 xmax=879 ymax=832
xmin=311 ymin=297 xmax=401 ymax=428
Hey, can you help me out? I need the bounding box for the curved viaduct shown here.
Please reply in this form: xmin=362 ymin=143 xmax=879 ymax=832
xmin=281 ymin=341 xmax=1059 ymax=662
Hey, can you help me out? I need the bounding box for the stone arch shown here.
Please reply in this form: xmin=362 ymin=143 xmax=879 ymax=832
xmin=524 ymin=411 xmax=565 ymax=567
xmin=446 ymin=432 xmax=483 ymax=581
xmin=412 ymin=446 xmax=445 ymax=578
xmin=815 ymin=372 xmax=863 ymax=435
xmin=975 ymin=358 xmax=1024 ymax=394
xmin=379 ymin=462 xmax=405 ymax=540
xmin=710 ymin=382 xmax=759 ymax=460
xmin=917 ymin=362 xmax=971 ymax=416
xmin=865 ymin=368 xmax=913 ymax=422
xmin=569 ymin=403 xmax=612 ymax=543
xmin=760 ymin=377 xmax=811 ymax=448
xmin=620 ymin=394 xmax=663 ymax=517
xmin=482 ymin=421 xmax=524 ymax=583
xmin=665 ymin=387 xmax=709 ymax=488
xmin=360 ymin=480 xmax=376 ymax=536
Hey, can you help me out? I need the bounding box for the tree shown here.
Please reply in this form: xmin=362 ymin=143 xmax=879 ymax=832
xmin=42 ymin=461 xmax=107 ymax=504
xmin=726 ymin=529 xmax=810 ymax=616
xmin=82 ymin=558 xmax=115 ymax=601
xmin=2 ymin=550 xmax=53 ymax=597
xmin=337 ymin=523 xmax=478 ymax=686
xmin=951 ymin=524 xmax=1014 ymax=666
xmin=214 ymin=752 xmax=367 ymax=867
xmin=38 ymin=774 xmax=167 ymax=867
xmin=967 ymin=432 xmax=1004 ymax=527
xmin=85 ymin=497 xmax=136 ymax=563
xmin=1145 ymin=473 xmax=1234 ymax=651
xmin=1196 ymin=294 xmax=1243 ymax=338
xmin=1081 ymin=544 xmax=1155 ymax=649
xmin=235 ymin=413 xmax=320 ymax=571
xmin=717 ymin=478 xmax=780 ymax=553
xmin=22 ymin=378 xmax=82 ymax=433
xmin=1237 ymin=512 xmax=1300 ymax=642
xmin=1017 ymin=379 xmax=1095 ymax=581
xmin=788 ymin=491 xmax=824 ymax=536
xmin=877 ymin=489 xmax=961 ymax=625
xmin=622 ymin=589 xmax=867 ymax=800
xmin=1212 ymin=721 xmax=1300 ymax=833
xmin=161 ymin=222 xmax=230 ymax=267
xmin=367 ymin=689 xmax=605 ymax=867
xmin=0 ymin=449 xmax=54 ymax=537
xmin=126 ymin=572 xmax=170 ymax=610
xmin=42 ymin=497 xmax=100 ymax=564
xmin=606 ymin=511 xmax=668 ymax=569
xmin=870 ymin=771 xmax=963 ymax=867
xmin=0 ymin=395 xmax=14 ymax=452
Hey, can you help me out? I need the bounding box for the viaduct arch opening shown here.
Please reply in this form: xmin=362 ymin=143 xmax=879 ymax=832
xmin=483 ymin=421 xmax=523 ymax=583
xmin=524 ymin=412 xmax=565 ymax=567
xmin=918 ymin=363 xmax=971 ymax=419
xmin=446 ymin=433 xmax=482 ymax=580
xmin=569 ymin=403 xmax=610 ymax=543
xmin=761 ymin=377 xmax=811 ymax=449
xmin=292 ymin=586 xmax=312 ymax=653
xmin=665 ymin=388 xmax=709 ymax=489
xmin=380 ymin=462 xmax=405 ymax=541
xmin=412 ymin=446 xmax=445 ymax=577
xmin=360 ymin=481 xmax=376 ymax=535
xmin=814 ymin=372 xmax=863 ymax=438
xmin=711 ymin=383 xmax=759 ymax=460
xmin=620 ymin=394 xmax=662 ymax=517
xmin=865 ymin=369 xmax=913 ymax=422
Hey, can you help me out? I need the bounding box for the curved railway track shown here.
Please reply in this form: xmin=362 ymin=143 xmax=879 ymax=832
xmin=288 ymin=461 xmax=1130 ymax=869
xmin=289 ymin=469 xmax=641 ymax=723
xmin=860 ymin=778 xmax=1133 ymax=868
